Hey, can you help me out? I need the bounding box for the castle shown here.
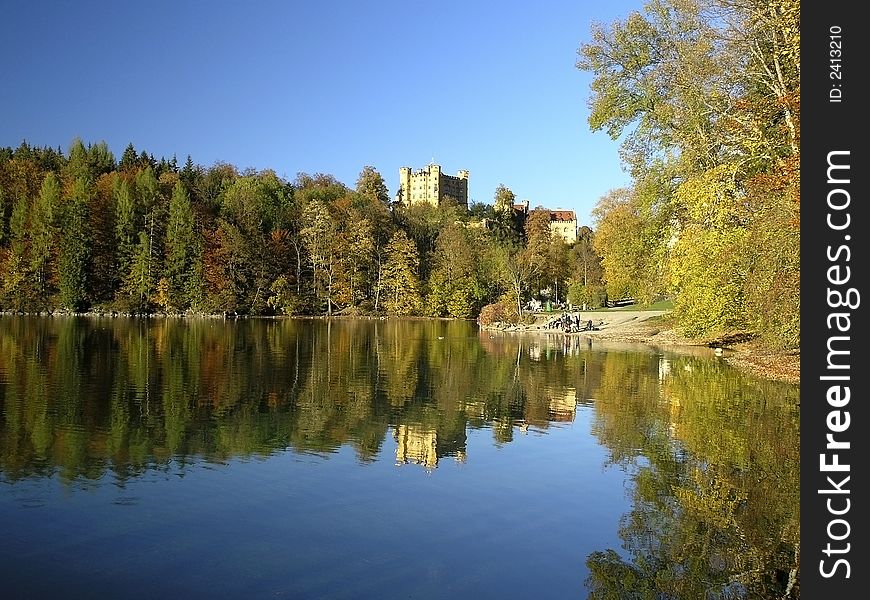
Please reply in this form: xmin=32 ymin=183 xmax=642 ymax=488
xmin=397 ymin=163 xmax=469 ymax=209
xmin=508 ymin=201 xmax=578 ymax=244
xmin=545 ymin=210 xmax=578 ymax=244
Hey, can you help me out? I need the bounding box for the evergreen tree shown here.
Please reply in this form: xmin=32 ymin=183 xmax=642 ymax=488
xmin=119 ymin=143 xmax=138 ymax=171
xmin=135 ymin=166 xmax=163 ymax=294
xmin=58 ymin=177 xmax=93 ymax=311
xmin=164 ymin=181 xmax=195 ymax=308
xmin=30 ymin=172 xmax=60 ymax=299
xmin=87 ymin=141 xmax=116 ymax=176
xmin=125 ymin=231 xmax=156 ymax=312
xmin=63 ymin=138 xmax=90 ymax=183
xmin=0 ymin=195 xmax=30 ymax=308
xmin=114 ymin=177 xmax=137 ymax=284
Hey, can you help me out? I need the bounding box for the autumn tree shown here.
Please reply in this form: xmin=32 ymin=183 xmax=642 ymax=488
xmin=0 ymin=194 xmax=30 ymax=309
xmin=496 ymin=243 xmax=536 ymax=317
xmin=522 ymin=209 xmax=553 ymax=298
xmin=578 ymin=0 xmax=799 ymax=342
xmin=30 ymin=172 xmax=60 ymax=301
xmin=567 ymin=226 xmax=605 ymax=308
xmin=340 ymin=216 xmax=376 ymax=307
xmin=380 ymin=230 xmax=423 ymax=315
xmin=300 ymin=200 xmax=338 ymax=315
xmin=427 ymin=223 xmax=485 ymax=318
xmin=493 ymin=184 xmax=516 ymax=213
xmin=355 ymin=165 xmax=390 ymax=207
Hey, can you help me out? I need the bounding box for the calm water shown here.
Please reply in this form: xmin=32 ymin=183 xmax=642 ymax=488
xmin=0 ymin=316 xmax=799 ymax=599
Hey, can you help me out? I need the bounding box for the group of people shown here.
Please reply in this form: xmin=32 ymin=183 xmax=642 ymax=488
xmin=545 ymin=313 xmax=598 ymax=333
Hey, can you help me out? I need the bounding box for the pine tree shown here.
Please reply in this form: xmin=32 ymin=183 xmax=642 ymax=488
xmin=114 ymin=177 xmax=137 ymax=284
xmin=119 ymin=143 xmax=138 ymax=171
xmin=58 ymin=177 xmax=93 ymax=311
xmin=30 ymin=172 xmax=60 ymax=299
xmin=125 ymin=231 xmax=155 ymax=312
xmin=165 ymin=181 xmax=195 ymax=308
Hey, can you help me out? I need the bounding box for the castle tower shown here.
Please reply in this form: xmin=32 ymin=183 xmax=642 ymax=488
xmin=397 ymin=164 xmax=469 ymax=209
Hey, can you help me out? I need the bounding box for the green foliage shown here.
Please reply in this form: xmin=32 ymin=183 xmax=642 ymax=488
xmin=426 ymin=224 xmax=486 ymax=318
xmin=0 ymin=138 xmax=603 ymax=323
xmin=492 ymin=183 xmax=516 ymax=213
xmin=741 ymin=165 xmax=800 ymax=348
xmin=380 ymin=230 xmax=423 ymax=315
xmin=337 ymin=217 xmax=376 ymax=307
xmin=668 ymin=165 xmax=749 ymax=337
xmin=355 ymin=165 xmax=390 ymax=207
xmin=670 ymin=226 xmax=748 ymax=337
xmin=220 ymin=171 xmax=289 ymax=236
xmin=113 ymin=177 xmax=137 ymax=288
xmin=58 ymin=177 xmax=93 ymax=311
xmin=267 ymin=275 xmax=304 ymax=315
xmin=477 ymin=293 xmax=521 ymax=326
xmin=522 ymin=209 xmax=553 ymax=295
xmin=124 ymin=231 xmax=156 ymax=312
xmin=567 ymin=280 xmax=606 ymax=309
xmin=165 ymin=181 xmax=196 ymax=309
xmin=591 ymin=188 xmax=663 ymax=302
xmin=300 ymin=200 xmax=338 ymax=314
xmin=578 ymin=0 xmax=800 ymax=349
xmin=30 ymin=173 xmax=60 ymax=299
xmin=63 ymin=138 xmax=90 ymax=182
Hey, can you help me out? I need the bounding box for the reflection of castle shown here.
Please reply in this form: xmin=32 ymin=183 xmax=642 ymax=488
xmin=393 ymin=424 xmax=467 ymax=471
xmin=548 ymin=387 xmax=577 ymax=422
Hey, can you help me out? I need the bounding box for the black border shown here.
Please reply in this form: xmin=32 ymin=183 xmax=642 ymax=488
xmin=802 ymin=2 xmax=866 ymax=596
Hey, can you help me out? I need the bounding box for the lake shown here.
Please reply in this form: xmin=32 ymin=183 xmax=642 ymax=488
xmin=0 ymin=316 xmax=799 ymax=599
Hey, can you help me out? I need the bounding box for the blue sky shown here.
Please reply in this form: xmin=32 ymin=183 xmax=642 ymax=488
xmin=2 ymin=0 xmax=644 ymax=226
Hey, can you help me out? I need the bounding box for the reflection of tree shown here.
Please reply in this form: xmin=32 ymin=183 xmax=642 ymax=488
xmin=0 ymin=316 xmax=801 ymax=596
xmin=586 ymin=353 xmax=800 ymax=599
xmin=2 ymin=317 xmax=583 ymax=480
xmin=0 ymin=308 xmax=798 ymax=600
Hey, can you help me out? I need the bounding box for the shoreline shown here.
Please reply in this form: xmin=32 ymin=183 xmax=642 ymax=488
xmin=482 ymin=310 xmax=800 ymax=385
xmin=2 ymin=309 xmax=799 ymax=384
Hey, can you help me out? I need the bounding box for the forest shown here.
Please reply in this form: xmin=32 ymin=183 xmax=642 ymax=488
xmin=577 ymin=0 xmax=799 ymax=348
xmin=0 ymin=139 xmax=598 ymax=322
xmin=0 ymin=0 xmax=799 ymax=350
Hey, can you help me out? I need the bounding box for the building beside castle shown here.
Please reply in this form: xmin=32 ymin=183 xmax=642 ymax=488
xmin=510 ymin=202 xmax=578 ymax=244
xmin=397 ymin=163 xmax=469 ymax=209
xmin=546 ymin=210 xmax=578 ymax=244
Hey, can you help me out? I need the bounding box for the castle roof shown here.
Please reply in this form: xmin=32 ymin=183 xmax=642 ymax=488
xmin=549 ymin=210 xmax=576 ymax=222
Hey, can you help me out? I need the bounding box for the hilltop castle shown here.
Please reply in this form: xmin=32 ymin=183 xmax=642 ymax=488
xmin=397 ymin=163 xmax=469 ymax=209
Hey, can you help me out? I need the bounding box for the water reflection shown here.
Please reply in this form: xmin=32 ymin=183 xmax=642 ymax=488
xmin=584 ymin=342 xmax=801 ymax=599
xmin=0 ymin=315 xmax=799 ymax=598
xmin=0 ymin=316 xmax=587 ymax=479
